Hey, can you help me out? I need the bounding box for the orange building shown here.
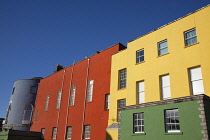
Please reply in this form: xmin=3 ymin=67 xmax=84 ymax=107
xmin=30 ymin=43 xmax=126 ymax=140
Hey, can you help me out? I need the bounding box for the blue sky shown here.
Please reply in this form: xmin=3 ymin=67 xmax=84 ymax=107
xmin=0 ymin=0 xmax=209 ymax=118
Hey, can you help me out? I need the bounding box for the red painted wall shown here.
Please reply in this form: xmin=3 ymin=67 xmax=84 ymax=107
xmin=31 ymin=43 xmax=126 ymax=140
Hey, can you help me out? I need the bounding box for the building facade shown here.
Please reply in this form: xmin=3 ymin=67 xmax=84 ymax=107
xmin=3 ymin=78 xmax=41 ymax=131
xmin=107 ymin=5 xmax=210 ymax=140
xmin=30 ymin=43 xmax=126 ymax=140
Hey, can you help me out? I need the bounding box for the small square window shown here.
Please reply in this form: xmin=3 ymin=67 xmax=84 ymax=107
xmin=184 ymin=28 xmax=197 ymax=46
xmin=136 ymin=49 xmax=144 ymax=63
xmin=165 ymin=109 xmax=180 ymax=133
xmin=133 ymin=113 xmax=144 ymax=133
xmin=158 ymin=40 xmax=168 ymax=56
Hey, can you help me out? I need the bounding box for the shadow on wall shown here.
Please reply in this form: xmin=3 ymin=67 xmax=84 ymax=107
xmin=106 ymin=132 xmax=113 ymax=140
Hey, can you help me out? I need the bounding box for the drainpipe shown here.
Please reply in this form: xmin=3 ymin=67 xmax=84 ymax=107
xmin=55 ymin=69 xmax=66 ymax=140
xmin=81 ymin=58 xmax=90 ymax=140
xmin=63 ymin=61 xmax=75 ymax=140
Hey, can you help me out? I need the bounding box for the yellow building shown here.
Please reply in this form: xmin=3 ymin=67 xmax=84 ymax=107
xmin=107 ymin=4 xmax=210 ymax=140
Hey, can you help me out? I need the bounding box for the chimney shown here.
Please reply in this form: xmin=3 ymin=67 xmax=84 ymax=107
xmin=54 ymin=64 xmax=64 ymax=73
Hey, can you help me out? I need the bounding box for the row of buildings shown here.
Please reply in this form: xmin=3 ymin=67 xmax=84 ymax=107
xmin=1 ymin=4 xmax=210 ymax=140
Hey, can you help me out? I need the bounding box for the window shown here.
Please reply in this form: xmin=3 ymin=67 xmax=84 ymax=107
xmin=84 ymin=125 xmax=91 ymax=139
xmin=165 ymin=109 xmax=180 ymax=133
xmin=35 ymin=110 xmax=39 ymax=120
xmin=70 ymin=85 xmax=76 ymax=106
xmin=160 ymin=75 xmax=171 ymax=100
xmin=30 ymin=86 xmax=38 ymax=94
xmin=105 ymin=94 xmax=110 ymax=110
xmin=189 ymin=67 xmax=204 ymax=95
xmin=119 ymin=69 xmax=126 ymax=89
xmin=12 ymin=87 xmax=15 ymax=95
xmin=184 ymin=28 xmax=197 ymax=46
xmin=117 ymin=99 xmax=126 ymax=121
xmin=52 ymin=127 xmax=57 ymax=139
xmin=44 ymin=94 xmax=50 ymax=111
xmin=133 ymin=113 xmax=144 ymax=133
xmin=56 ymin=90 xmax=62 ymax=109
xmin=66 ymin=126 xmax=72 ymax=139
xmin=22 ymin=104 xmax=33 ymax=124
xmin=137 ymin=81 xmax=145 ymax=104
xmin=158 ymin=40 xmax=168 ymax=56
xmin=87 ymin=80 xmax=94 ymax=102
xmin=41 ymin=128 xmax=45 ymax=139
xmin=136 ymin=49 xmax=144 ymax=63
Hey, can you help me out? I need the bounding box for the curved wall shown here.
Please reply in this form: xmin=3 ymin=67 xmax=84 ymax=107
xmin=5 ymin=78 xmax=41 ymax=131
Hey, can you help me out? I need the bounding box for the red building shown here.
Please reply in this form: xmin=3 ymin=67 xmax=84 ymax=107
xmin=31 ymin=43 xmax=126 ymax=140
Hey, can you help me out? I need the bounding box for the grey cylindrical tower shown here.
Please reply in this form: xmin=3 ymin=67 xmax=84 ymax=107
xmin=3 ymin=77 xmax=42 ymax=131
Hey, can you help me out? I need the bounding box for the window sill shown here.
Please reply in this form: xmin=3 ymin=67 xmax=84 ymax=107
xmin=157 ymin=52 xmax=169 ymax=58
xmin=164 ymin=132 xmax=183 ymax=135
xmin=135 ymin=61 xmax=145 ymax=65
xmin=184 ymin=42 xmax=199 ymax=48
xmin=132 ymin=132 xmax=146 ymax=136
xmin=117 ymin=88 xmax=126 ymax=91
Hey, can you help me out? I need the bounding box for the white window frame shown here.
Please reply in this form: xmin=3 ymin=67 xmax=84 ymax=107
xmin=136 ymin=49 xmax=144 ymax=63
xmin=70 ymin=85 xmax=76 ymax=106
xmin=52 ymin=127 xmax=57 ymax=139
xmin=41 ymin=128 xmax=45 ymax=139
xmin=119 ymin=69 xmax=126 ymax=89
xmin=84 ymin=125 xmax=91 ymax=139
xmin=105 ymin=94 xmax=110 ymax=110
xmin=165 ymin=109 xmax=180 ymax=133
xmin=160 ymin=75 xmax=171 ymax=100
xmin=137 ymin=81 xmax=145 ymax=104
xmin=133 ymin=112 xmax=144 ymax=133
xmin=158 ymin=40 xmax=168 ymax=56
xmin=184 ymin=28 xmax=197 ymax=46
xmin=66 ymin=126 xmax=72 ymax=139
xmin=56 ymin=90 xmax=62 ymax=109
xmin=189 ymin=67 xmax=204 ymax=95
xmin=87 ymin=80 xmax=94 ymax=102
xmin=44 ymin=94 xmax=50 ymax=111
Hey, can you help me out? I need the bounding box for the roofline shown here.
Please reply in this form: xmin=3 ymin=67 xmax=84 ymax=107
xmin=128 ymin=4 xmax=210 ymax=44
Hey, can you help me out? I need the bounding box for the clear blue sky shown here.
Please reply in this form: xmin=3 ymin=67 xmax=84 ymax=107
xmin=0 ymin=0 xmax=209 ymax=118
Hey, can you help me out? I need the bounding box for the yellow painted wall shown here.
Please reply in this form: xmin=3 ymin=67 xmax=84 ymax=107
xmin=108 ymin=5 xmax=210 ymax=139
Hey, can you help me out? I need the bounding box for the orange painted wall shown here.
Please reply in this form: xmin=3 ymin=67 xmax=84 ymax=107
xmin=31 ymin=43 xmax=126 ymax=140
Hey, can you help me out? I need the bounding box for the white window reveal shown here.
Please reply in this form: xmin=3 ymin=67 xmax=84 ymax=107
xmin=56 ymin=90 xmax=62 ymax=109
xmin=52 ymin=127 xmax=57 ymax=139
xmin=137 ymin=81 xmax=145 ymax=104
xmin=161 ymin=75 xmax=171 ymax=100
xmin=87 ymin=80 xmax=94 ymax=102
xmin=70 ymin=85 xmax=76 ymax=106
xmin=84 ymin=125 xmax=91 ymax=139
xmin=189 ymin=67 xmax=204 ymax=95
xmin=105 ymin=94 xmax=110 ymax=109
xmin=66 ymin=126 xmax=72 ymax=139
xmin=44 ymin=94 xmax=50 ymax=111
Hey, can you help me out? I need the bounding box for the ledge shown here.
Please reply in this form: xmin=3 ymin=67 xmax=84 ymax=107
xmin=164 ymin=132 xmax=183 ymax=135
xmin=132 ymin=132 xmax=146 ymax=136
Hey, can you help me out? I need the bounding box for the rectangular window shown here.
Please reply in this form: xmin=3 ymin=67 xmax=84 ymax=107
xmin=56 ymin=90 xmax=62 ymax=109
xmin=165 ymin=109 xmax=180 ymax=133
xmin=52 ymin=127 xmax=57 ymax=139
xmin=136 ymin=49 xmax=144 ymax=63
xmin=117 ymin=99 xmax=126 ymax=121
xmin=66 ymin=126 xmax=72 ymax=139
xmin=87 ymin=80 xmax=94 ymax=102
xmin=30 ymin=86 xmax=38 ymax=94
xmin=84 ymin=125 xmax=91 ymax=139
xmin=44 ymin=94 xmax=50 ymax=111
xmin=119 ymin=69 xmax=126 ymax=89
xmin=189 ymin=67 xmax=204 ymax=95
xmin=105 ymin=94 xmax=110 ymax=110
xmin=70 ymin=85 xmax=76 ymax=106
xmin=133 ymin=113 xmax=144 ymax=133
xmin=137 ymin=81 xmax=145 ymax=104
xmin=35 ymin=110 xmax=39 ymax=120
xmin=184 ymin=28 xmax=197 ymax=46
xmin=12 ymin=87 xmax=15 ymax=95
xmin=161 ymin=75 xmax=171 ymax=100
xmin=41 ymin=128 xmax=45 ymax=139
xmin=158 ymin=40 xmax=168 ymax=56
